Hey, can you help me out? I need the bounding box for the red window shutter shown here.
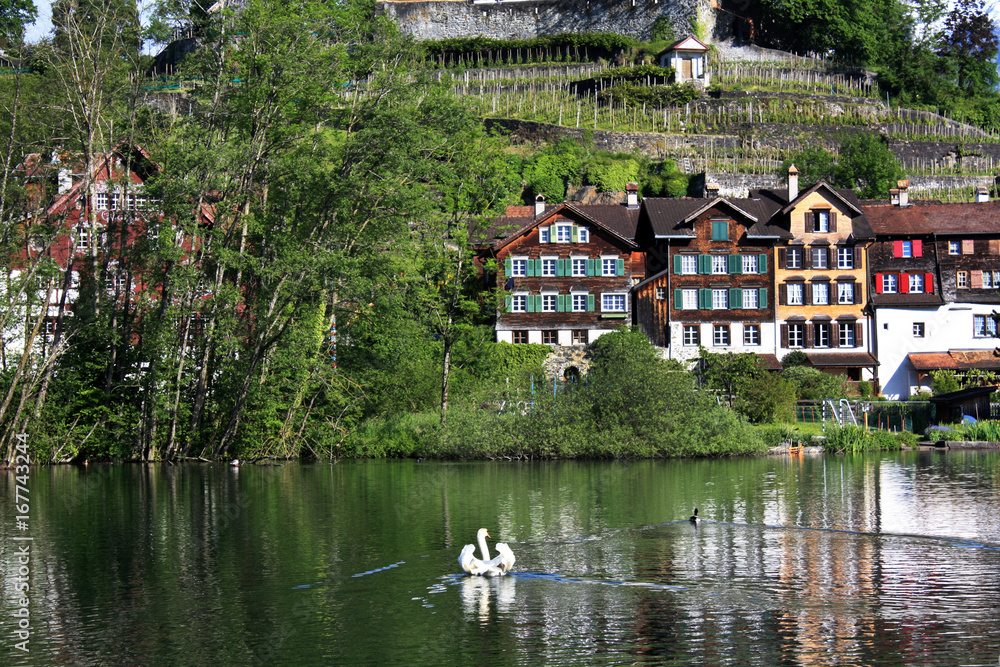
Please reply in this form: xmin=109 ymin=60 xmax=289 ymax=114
xmin=925 ymin=273 xmax=934 ymax=293
xmin=893 ymin=240 xmax=903 ymax=258
xmin=829 ymin=211 xmax=837 ymax=232
xmin=913 ymin=239 xmax=922 ymax=257
xmin=899 ymin=273 xmax=909 ymax=294
xmin=874 ymin=273 xmax=884 ymax=293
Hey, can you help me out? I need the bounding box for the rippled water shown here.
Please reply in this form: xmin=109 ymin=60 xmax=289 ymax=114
xmin=2 ymin=452 xmax=999 ymax=666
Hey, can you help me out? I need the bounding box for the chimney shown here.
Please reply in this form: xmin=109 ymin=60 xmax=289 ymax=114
xmin=57 ymin=169 xmax=72 ymax=195
xmin=534 ymin=194 xmax=546 ymax=217
xmin=889 ymin=188 xmax=900 ymax=206
xmin=787 ymin=164 xmax=799 ymax=201
xmin=976 ymin=186 xmax=990 ymax=203
xmin=626 ymin=182 xmax=639 ymax=208
xmin=897 ymin=180 xmax=909 ymax=207
xmin=705 ymin=182 xmax=720 ymax=198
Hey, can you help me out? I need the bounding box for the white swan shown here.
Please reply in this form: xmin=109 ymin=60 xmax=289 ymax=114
xmin=458 ymin=528 xmax=515 ymax=577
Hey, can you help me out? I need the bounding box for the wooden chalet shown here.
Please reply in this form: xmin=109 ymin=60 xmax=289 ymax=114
xmin=478 ymin=194 xmax=643 ymax=346
xmin=633 ymin=190 xmax=783 ymax=361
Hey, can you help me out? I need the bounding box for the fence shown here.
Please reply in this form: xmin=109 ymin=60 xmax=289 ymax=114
xmin=796 ymin=400 xmax=935 ymax=434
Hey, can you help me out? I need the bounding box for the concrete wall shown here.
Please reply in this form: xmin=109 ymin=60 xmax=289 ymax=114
xmin=379 ymin=0 xmax=717 ymax=42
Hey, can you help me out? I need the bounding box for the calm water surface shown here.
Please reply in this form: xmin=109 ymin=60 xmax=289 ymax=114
xmin=2 ymin=452 xmax=1000 ymax=666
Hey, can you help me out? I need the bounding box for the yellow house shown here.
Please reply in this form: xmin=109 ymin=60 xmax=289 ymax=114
xmin=769 ymin=166 xmax=877 ymax=384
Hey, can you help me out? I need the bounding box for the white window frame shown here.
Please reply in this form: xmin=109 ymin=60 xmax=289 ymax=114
xmin=683 ymin=325 xmax=700 ymax=346
xmin=681 ymin=289 xmax=698 ymax=310
xmin=571 ymin=293 xmax=588 ymax=312
xmin=711 ymin=255 xmax=728 ymax=275
xmin=812 ymin=282 xmax=829 ymax=305
xmin=787 ymin=248 xmax=802 ymax=269
xmin=578 ymin=227 xmax=589 ymax=243
xmin=837 ymin=247 xmax=854 ymax=269
xmin=814 ymin=322 xmax=830 ymax=348
xmin=974 ymin=314 xmax=997 ymax=337
xmin=539 ymin=228 xmax=549 ymax=243
xmin=743 ymin=288 xmax=759 ymax=309
xmin=571 ymin=256 xmax=587 ymax=277
xmin=909 ymin=273 xmax=924 ymax=293
xmin=680 ymin=255 xmax=697 ymax=275
xmin=958 ymin=271 xmax=968 ymax=288
xmin=541 ymin=257 xmax=557 ymax=277
xmin=813 ymin=211 xmax=830 ymax=233
xmin=511 ymin=294 xmax=527 ymax=313
xmin=949 ymin=240 xmax=961 ymax=255
xmin=882 ymin=274 xmax=898 ymax=293
xmin=839 ymin=322 xmax=856 ymax=347
xmin=555 ymin=225 xmax=572 ymax=243
xmin=838 ymin=282 xmax=855 ymax=305
xmin=743 ymin=324 xmax=760 ymax=346
xmin=901 ymin=241 xmax=913 ymax=258
xmin=788 ymin=323 xmax=805 ymax=348
xmin=787 ymin=283 xmax=804 ymax=305
xmin=601 ymin=257 xmax=618 ymax=277
xmin=712 ymin=289 xmax=728 ymax=310
xmin=75 ymin=224 xmax=91 ymax=250
xmin=541 ymin=294 xmax=557 ymax=313
xmin=601 ymin=293 xmax=627 ymax=313
xmin=913 ymin=322 xmax=925 ymax=338
xmin=742 ymin=254 xmax=758 ymax=274
xmin=812 ymin=248 xmax=828 ymax=269
xmin=95 ymin=192 xmax=109 ymax=210
xmin=511 ymin=257 xmax=528 ymax=277
xmin=713 ymin=324 xmax=730 ymax=347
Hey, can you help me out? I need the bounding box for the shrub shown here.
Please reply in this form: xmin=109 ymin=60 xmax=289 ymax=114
xmin=931 ymin=369 xmax=960 ymax=395
xmin=755 ymin=423 xmax=799 ymax=448
xmin=736 ymin=371 xmax=797 ymax=423
xmin=782 ymin=366 xmax=846 ymax=400
xmin=823 ymin=425 xmax=903 ymax=453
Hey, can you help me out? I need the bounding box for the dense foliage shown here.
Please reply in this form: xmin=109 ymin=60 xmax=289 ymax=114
xmin=780 ymin=134 xmax=905 ymax=197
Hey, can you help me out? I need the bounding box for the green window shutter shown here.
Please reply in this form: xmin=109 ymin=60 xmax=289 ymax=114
xmin=758 ymin=253 xmax=768 ymax=273
xmin=558 ymin=294 xmax=567 ymax=312
xmin=712 ymin=220 xmax=727 ymax=240
xmin=587 ymin=258 xmax=596 ymax=276
xmin=505 ymin=296 xmax=512 ymax=310
xmin=504 ymin=258 xmax=513 ymax=275
xmin=557 ymin=259 xmax=567 ymax=277
xmin=526 ymin=295 xmax=535 ymax=313
xmin=526 ymin=260 xmax=535 ymax=277
xmin=729 ymin=288 xmax=742 ymax=309
xmin=759 ymin=289 xmax=767 ymax=308
xmin=729 ymin=254 xmax=742 ymax=274
xmin=587 ymin=294 xmax=595 ymax=311
xmin=698 ymin=255 xmax=710 ymax=274
xmin=674 ymin=288 xmax=683 ymax=306
xmin=571 ymin=225 xmax=579 ymax=243
xmin=699 ymin=289 xmax=711 ymax=309
xmin=617 ymin=258 xmax=625 ymax=276
xmin=534 ymin=259 xmax=543 ymax=276
xmin=535 ymin=295 xmax=544 ymax=312
xmin=673 ymin=255 xmax=682 ymax=274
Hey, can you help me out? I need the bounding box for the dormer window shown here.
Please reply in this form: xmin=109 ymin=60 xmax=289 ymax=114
xmin=555 ymin=225 xmax=572 ymax=243
xmin=813 ymin=211 xmax=830 ymax=233
xmin=578 ymin=227 xmax=589 ymax=243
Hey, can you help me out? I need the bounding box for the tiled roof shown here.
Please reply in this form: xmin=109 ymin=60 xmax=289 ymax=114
xmin=756 ymin=353 xmax=783 ymax=370
xmin=477 ymin=202 xmax=641 ymax=250
xmin=754 ymin=184 xmax=874 ymax=239
xmin=863 ymin=200 xmax=1000 ymax=235
xmin=909 ymin=350 xmax=1000 ymax=370
xmin=806 ymin=352 xmax=878 ymax=367
xmin=644 ymin=195 xmax=786 ymax=239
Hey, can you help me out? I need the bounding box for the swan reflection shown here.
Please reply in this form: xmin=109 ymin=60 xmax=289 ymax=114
xmin=460 ymin=574 xmax=516 ymax=622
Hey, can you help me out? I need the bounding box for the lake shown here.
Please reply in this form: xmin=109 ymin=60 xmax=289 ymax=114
xmin=2 ymin=452 xmax=1000 ymax=666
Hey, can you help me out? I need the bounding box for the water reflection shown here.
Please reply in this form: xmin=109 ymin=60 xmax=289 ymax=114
xmin=459 ymin=575 xmax=517 ymax=624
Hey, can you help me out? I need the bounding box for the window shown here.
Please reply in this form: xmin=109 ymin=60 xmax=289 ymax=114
xmin=787 ymin=283 xmax=804 ymax=305
xmin=713 ymin=324 xmax=730 ymax=346
xmin=814 ymin=323 xmax=830 ymax=348
xmin=742 ymin=254 xmax=758 ymax=274
xmin=542 ymin=330 xmax=558 ymax=345
xmin=787 ymin=248 xmax=803 ymax=269
xmin=974 ymin=314 xmax=997 ymax=337
xmin=74 ymin=224 xmax=90 ymax=250
xmin=812 ymin=248 xmax=828 ymax=269
xmin=913 ymin=322 xmax=925 ymax=337
xmin=950 ymin=240 xmax=961 ymax=255
xmin=984 ymin=272 xmax=994 ymax=289
xmin=711 ymin=255 xmax=728 ymax=275
xmin=578 ymin=228 xmax=589 ymax=243
xmin=601 ymin=258 xmax=618 ymax=276
xmin=512 ymin=331 xmax=528 ymax=344
xmin=838 ymin=282 xmax=855 ymax=304
xmin=541 ymin=258 xmax=557 ymax=277
xmin=812 ymin=282 xmax=829 ymax=305
xmin=909 ymin=273 xmax=925 ymax=293
xmin=681 ymin=289 xmax=698 ymax=310
xmin=95 ymin=192 xmax=109 ymax=210
xmin=882 ymin=274 xmax=898 ymax=293
xmin=602 ymin=294 xmax=627 ymax=312
xmin=655 ymin=286 xmax=666 ymax=300
xmin=539 ymin=228 xmax=549 ymax=243
xmin=744 ymin=324 xmax=761 ymax=346
xmin=683 ymin=325 xmax=700 ymax=346
xmin=813 ymin=211 xmax=830 ymax=233
xmin=958 ymin=271 xmax=968 ymax=288
xmin=838 ymin=247 xmax=855 ymax=269
xmin=572 ymin=330 xmax=587 ymax=345
xmin=680 ymin=255 xmax=697 ymax=275
xmin=788 ymin=323 xmax=805 ymax=348
xmin=511 ymin=258 xmax=527 ymax=277
xmin=712 ymin=219 xmax=728 ymax=240
xmin=572 ymin=294 xmax=588 ymax=312
xmin=511 ymin=295 xmax=527 ymax=312
xmin=839 ymin=322 xmax=856 ymax=347
xmin=901 ymin=241 xmax=913 ymax=258
xmin=555 ymin=225 xmax=572 ymax=243
xmin=542 ymin=295 xmax=557 ymax=312
xmin=743 ymin=289 xmax=759 ymax=309
xmin=712 ymin=289 xmax=728 ymax=309
xmin=106 ymin=270 xmax=128 ymax=293
xmin=571 ymin=258 xmax=587 ymax=277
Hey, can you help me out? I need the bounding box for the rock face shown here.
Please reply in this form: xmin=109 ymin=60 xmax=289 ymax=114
xmin=378 ymin=0 xmax=718 ymax=42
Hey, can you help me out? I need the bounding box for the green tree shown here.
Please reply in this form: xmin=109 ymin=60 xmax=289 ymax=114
xmin=697 ymin=348 xmax=763 ymax=408
xmin=782 ymin=366 xmax=846 ymax=400
xmin=781 ymin=146 xmax=838 ymax=189
xmin=938 ymin=0 xmax=999 ymax=95
xmin=0 ymin=0 xmax=35 ymax=42
xmin=737 ymin=372 xmax=797 ymax=424
xmin=835 ymin=133 xmax=905 ymax=198
xmin=931 ymin=369 xmax=961 ymax=394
